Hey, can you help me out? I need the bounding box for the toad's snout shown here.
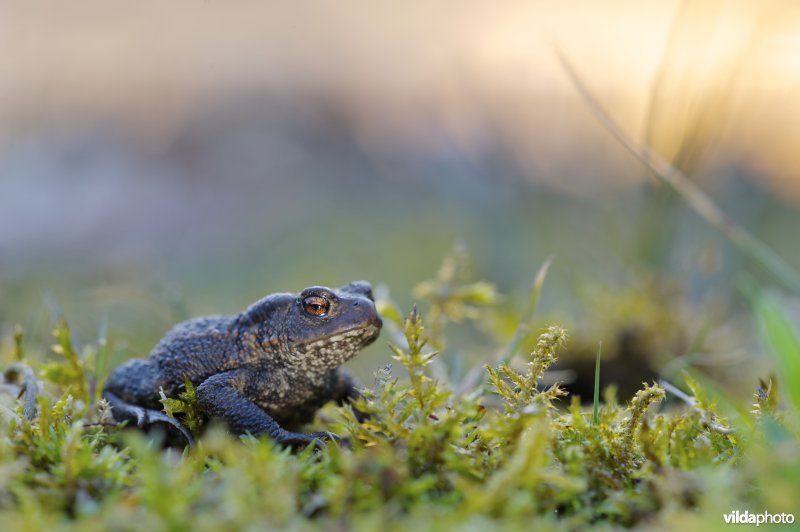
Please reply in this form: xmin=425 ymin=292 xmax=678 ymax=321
xmin=353 ymin=296 xmax=383 ymax=330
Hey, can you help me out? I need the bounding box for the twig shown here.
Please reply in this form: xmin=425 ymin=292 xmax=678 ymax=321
xmin=659 ymin=379 xmax=735 ymax=435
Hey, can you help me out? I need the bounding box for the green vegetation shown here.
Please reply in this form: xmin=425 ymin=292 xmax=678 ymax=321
xmin=1 ymin=254 xmax=798 ymax=530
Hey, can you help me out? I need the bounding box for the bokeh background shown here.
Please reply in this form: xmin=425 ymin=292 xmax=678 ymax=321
xmin=1 ymin=0 xmax=798 ymax=396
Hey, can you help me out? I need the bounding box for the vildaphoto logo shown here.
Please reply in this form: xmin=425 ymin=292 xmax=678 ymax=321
xmin=723 ymin=510 xmax=795 ymax=526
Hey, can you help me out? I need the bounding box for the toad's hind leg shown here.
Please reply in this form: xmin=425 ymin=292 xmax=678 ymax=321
xmin=103 ymin=389 xmax=195 ymax=446
xmin=103 ymin=358 xmax=194 ymax=446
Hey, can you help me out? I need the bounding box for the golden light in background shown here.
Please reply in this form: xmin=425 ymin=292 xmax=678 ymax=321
xmin=0 ymin=1 xmax=797 ymax=198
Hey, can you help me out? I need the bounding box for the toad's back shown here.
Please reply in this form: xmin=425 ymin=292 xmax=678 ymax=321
xmin=104 ymin=315 xmax=239 ymax=409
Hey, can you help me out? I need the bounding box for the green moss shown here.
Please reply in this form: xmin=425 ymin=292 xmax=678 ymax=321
xmin=0 ymin=261 xmax=798 ymax=530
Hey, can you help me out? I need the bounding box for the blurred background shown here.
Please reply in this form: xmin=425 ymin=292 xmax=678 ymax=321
xmin=1 ymin=0 xmax=798 ymax=397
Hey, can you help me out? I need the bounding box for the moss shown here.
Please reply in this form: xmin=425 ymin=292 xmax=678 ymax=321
xmin=0 ymin=260 xmax=798 ymax=529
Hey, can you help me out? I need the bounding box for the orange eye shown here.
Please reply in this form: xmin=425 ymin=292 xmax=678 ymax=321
xmin=303 ymin=295 xmax=330 ymax=317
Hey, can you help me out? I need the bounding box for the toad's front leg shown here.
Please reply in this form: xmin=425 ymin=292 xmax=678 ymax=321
xmin=196 ymin=370 xmax=339 ymax=448
xmin=331 ymin=369 xmax=370 ymax=423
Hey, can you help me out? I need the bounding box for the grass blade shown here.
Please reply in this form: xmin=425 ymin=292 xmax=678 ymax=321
xmin=747 ymin=284 xmax=800 ymax=416
xmin=593 ymin=341 xmax=602 ymax=425
xmin=555 ymin=49 xmax=800 ymax=296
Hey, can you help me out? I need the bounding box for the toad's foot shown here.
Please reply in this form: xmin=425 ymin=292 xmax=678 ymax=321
xmin=104 ymin=390 xmax=195 ymax=447
xmin=276 ymin=430 xmax=341 ymax=450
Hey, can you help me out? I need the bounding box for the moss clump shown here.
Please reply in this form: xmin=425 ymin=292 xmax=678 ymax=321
xmin=0 ymin=268 xmax=798 ymax=530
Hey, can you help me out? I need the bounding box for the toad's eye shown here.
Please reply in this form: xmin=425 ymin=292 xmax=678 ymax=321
xmin=303 ymin=295 xmax=330 ymax=317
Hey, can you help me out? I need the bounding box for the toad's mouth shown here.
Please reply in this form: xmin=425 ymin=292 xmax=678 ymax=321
xmin=297 ymin=324 xmax=381 ymax=352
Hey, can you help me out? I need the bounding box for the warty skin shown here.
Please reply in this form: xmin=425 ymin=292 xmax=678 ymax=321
xmin=103 ymin=281 xmax=382 ymax=447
